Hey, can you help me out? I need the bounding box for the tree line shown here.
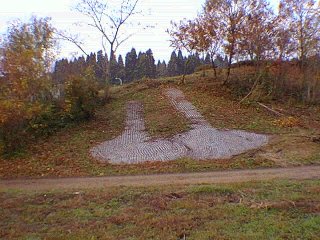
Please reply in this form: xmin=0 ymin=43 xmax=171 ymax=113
xmin=53 ymin=49 xmax=228 ymax=85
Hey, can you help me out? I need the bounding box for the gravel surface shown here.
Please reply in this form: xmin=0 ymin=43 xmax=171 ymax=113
xmin=91 ymin=88 xmax=268 ymax=164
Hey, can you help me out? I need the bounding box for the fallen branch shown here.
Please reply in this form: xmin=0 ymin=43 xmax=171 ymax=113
xmin=239 ymin=74 xmax=262 ymax=104
xmin=257 ymin=102 xmax=284 ymax=116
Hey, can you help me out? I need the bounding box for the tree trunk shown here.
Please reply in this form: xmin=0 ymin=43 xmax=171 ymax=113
xmin=181 ymin=58 xmax=191 ymax=84
xmin=107 ymin=44 xmax=114 ymax=84
xmin=223 ymin=53 xmax=233 ymax=85
xmin=211 ymin=59 xmax=217 ymax=79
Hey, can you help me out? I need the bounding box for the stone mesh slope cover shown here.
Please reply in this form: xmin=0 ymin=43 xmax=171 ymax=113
xmin=91 ymin=88 xmax=269 ymax=164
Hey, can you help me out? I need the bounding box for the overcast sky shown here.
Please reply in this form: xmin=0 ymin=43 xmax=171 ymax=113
xmin=0 ymin=0 xmax=279 ymax=62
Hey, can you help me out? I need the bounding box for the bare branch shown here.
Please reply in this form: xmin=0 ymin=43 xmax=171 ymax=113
xmin=55 ymin=30 xmax=89 ymax=57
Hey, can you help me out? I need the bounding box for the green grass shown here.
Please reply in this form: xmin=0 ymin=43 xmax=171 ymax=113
xmin=1 ymin=180 xmax=319 ymax=239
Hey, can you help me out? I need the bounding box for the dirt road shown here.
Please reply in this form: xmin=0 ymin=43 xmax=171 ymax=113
xmin=1 ymin=166 xmax=319 ymax=192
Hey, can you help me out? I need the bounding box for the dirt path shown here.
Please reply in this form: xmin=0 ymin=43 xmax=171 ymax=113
xmin=1 ymin=166 xmax=320 ymax=192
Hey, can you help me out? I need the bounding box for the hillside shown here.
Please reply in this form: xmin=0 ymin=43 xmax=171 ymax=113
xmin=1 ymin=68 xmax=319 ymax=178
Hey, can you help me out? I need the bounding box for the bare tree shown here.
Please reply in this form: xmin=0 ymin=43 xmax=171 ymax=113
xmin=59 ymin=0 xmax=141 ymax=83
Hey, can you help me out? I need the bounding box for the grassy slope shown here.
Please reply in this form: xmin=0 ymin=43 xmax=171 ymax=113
xmin=0 ymin=70 xmax=319 ymax=178
xmin=1 ymin=180 xmax=319 ymax=239
xmin=179 ymin=70 xmax=320 ymax=167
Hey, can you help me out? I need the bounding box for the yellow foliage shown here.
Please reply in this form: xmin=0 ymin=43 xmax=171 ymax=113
xmin=273 ymin=116 xmax=300 ymax=128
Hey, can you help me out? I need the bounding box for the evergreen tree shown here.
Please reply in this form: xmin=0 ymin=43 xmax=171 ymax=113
xmin=186 ymin=53 xmax=202 ymax=74
xmin=136 ymin=51 xmax=147 ymax=79
xmin=125 ymin=48 xmax=138 ymax=82
xmin=145 ymin=49 xmax=156 ymax=78
xmin=76 ymin=56 xmax=86 ymax=74
xmin=109 ymin=54 xmax=118 ymax=81
xmin=177 ymin=50 xmax=185 ymax=75
xmin=85 ymin=52 xmax=96 ymax=68
xmin=167 ymin=51 xmax=179 ymax=76
xmin=53 ymin=58 xmax=69 ymax=84
xmin=156 ymin=60 xmax=167 ymax=78
xmin=96 ymin=50 xmax=108 ymax=84
xmin=117 ymin=55 xmax=125 ymax=81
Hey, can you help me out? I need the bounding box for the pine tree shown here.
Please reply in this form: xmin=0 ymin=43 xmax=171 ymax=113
xmin=125 ymin=48 xmax=137 ymax=82
xmin=156 ymin=60 xmax=167 ymax=78
xmin=53 ymin=58 xmax=69 ymax=84
xmin=167 ymin=51 xmax=178 ymax=76
xmin=186 ymin=53 xmax=201 ymax=74
xmin=145 ymin=49 xmax=156 ymax=78
xmin=96 ymin=50 xmax=108 ymax=84
xmin=109 ymin=54 xmax=118 ymax=81
xmin=85 ymin=52 xmax=96 ymax=68
xmin=136 ymin=51 xmax=147 ymax=79
xmin=117 ymin=55 xmax=125 ymax=81
xmin=177 ymin=50 xmax=185 ymax=75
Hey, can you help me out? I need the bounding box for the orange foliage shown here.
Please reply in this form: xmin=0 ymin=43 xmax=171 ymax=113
xmin=273 ymin=117 xmax=300 ymax=128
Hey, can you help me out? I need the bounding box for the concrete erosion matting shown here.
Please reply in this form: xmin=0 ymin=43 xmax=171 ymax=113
xmin=91 ymin=88 xmax=269 ymax=164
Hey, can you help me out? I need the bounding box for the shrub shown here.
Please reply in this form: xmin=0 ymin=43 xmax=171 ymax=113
xmin=0 ymin=67 xmax=103 ymax=155
xmin=0 ymin=100 xmax=42 ymax=153
xmin=64 ymin=67 xmax=99 ymax=120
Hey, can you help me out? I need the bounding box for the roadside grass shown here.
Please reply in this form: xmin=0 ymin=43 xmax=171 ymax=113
xmin=1 ymin=179 xmax=319 ymax=239
xmin=0 ymin=71 xmax=319 ymax=179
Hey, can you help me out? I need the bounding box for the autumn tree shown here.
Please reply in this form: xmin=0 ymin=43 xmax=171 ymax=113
xmin=279 ymin=0 xmax=320 ymax=68
xmin=168 ymin=19 xmax=199 ymax=83
xmin=1 ymin=17 xmax=56 ymax=101
xmin=191 ymin=15 xmax=223 ymax=78
xmin=203 ymin=0 xmax=257 ymax=83
xmin=273 ymin=22 xmax=293 ymax=61
xmin=0 ymin=17 xmax=56 ymax=152
xmin=239 ymin=0 xmax=276 ymax=64
xmin=169 ymin=0 xmax=258 ymax=82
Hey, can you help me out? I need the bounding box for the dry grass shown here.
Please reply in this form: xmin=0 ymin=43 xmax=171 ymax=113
xmin=1 ymin=180 xmax=319 ymax=239
xmin=0 ymin=71 xmax=319 ymax=179
xmin=178 ymin=70 xmax=320 ymax=167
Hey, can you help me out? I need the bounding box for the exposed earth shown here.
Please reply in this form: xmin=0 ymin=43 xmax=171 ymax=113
xmin=2 ymin=165 xmax=320 ymax=191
